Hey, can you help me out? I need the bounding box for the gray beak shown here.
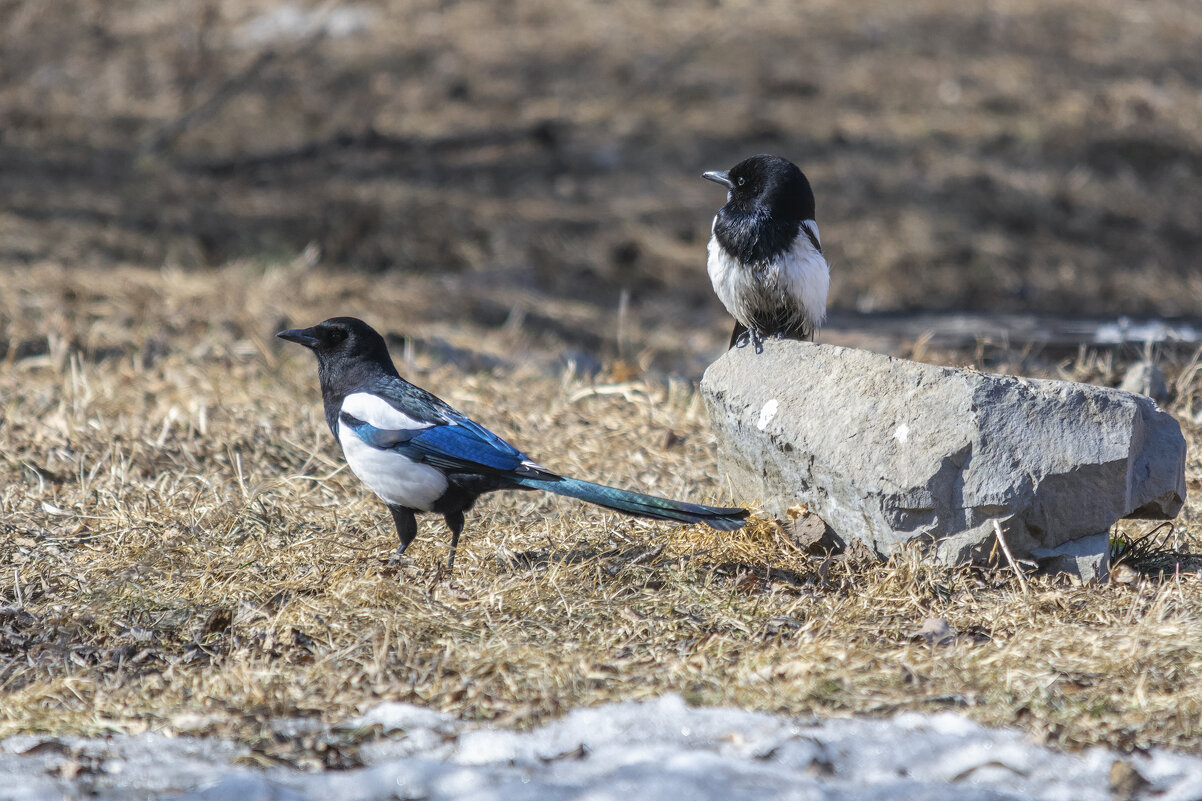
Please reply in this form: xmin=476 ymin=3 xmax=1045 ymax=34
xmin=277 ymin=327 xmax=319 ymax=349
xmin=702 ymin=170 xmax=734 ymax=189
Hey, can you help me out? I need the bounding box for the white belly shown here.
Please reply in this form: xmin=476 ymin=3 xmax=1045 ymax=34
xmin=337 ymin=423 xmax=448 ymax=511
xmin=706 ymin=226 xmax=829 ymax=333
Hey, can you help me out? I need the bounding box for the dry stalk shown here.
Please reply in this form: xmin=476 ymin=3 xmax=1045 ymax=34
xmin=993 ymin=519 xmax=1029 ymax=596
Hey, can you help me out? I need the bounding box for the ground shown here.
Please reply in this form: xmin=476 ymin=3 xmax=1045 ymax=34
xmin=1 ymin=0 xmax=1202 ymax=769
xmin=1 ymin=263 xmax=1200 ymax=763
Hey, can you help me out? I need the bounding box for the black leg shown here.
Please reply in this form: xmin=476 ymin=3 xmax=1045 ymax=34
xmin=731 ymin=324 xmax=765 ymax=353
xmin=388 ymin=505 xmax=418 ymax=564
xmin=748 ymin=326 xmax=765 ymax=354
xmin=728 ymin=321 xmax=748 ymax=349
xmin=443 ymin=511 xmax=465 ymax=573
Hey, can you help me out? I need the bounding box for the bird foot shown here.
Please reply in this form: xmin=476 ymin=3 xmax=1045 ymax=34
xmin=733 ymin=327 xmax=767 ymax=354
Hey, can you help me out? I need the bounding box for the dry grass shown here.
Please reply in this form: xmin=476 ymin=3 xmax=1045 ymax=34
xmin=1 ymin=262 xmax=1201 ymax=762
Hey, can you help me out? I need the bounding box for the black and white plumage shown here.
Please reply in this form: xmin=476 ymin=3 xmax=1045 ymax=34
xmin=278 ymin=317 xmax=748 ymax=571
xmin=702 ymin=154 xmax=830 ymax=352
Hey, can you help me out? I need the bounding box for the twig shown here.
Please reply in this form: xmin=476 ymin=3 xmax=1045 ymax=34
xmin=140 ymin=50 xmax=279 ymax=155
xmin=13 ymin=568 xmax=23 ymax=608
xmin=993 ymin=519 xmax=1029 ymax=595
xmin=139 ymin=0 xmax=343 ymax=155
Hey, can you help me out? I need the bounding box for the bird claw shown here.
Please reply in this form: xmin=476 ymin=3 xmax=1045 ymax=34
xmin=735 ymin=327 xmax=766 ymax=354
xmin=733 ymin=327 xmax=766 ymax=353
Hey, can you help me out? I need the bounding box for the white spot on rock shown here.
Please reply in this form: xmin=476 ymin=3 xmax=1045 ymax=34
xmin=893 ymin=424 xmax=909 ymax=444
xmin=757 ymin=399 xmax=779 ymax=431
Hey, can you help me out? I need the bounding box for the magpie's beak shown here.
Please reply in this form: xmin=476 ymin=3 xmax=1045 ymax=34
xmin=702 ymin=170 xmax=734 ymax=189
xmin=277 ymin=327 xmax=319 ymax=349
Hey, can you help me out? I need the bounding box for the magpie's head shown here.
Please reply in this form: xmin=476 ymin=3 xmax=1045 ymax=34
xmin=277 ymin=317 xmax=394 ymax=374
xmin=702 ymin=154 xmax=816 ymax=223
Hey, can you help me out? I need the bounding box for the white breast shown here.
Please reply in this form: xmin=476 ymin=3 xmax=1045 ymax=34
xmin=706 ymin=236 xmax=749 ymax=321
xmin=337 ymin=393 xmax=447 ymax=511
xmin=337 ymin=423 xmax=448 ymax=511
xmin=706 ymin=220 xmax=829 ymax=333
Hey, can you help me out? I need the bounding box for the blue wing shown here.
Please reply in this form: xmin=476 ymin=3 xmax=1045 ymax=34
xmin=342 ymin=374 xmax=552 ymax=479
xmin=404 ymin=414 xmax=532 ymax=474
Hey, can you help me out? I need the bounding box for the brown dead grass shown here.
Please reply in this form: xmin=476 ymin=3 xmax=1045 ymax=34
xmin=1 ymin=261 xmax=1201 ymax=760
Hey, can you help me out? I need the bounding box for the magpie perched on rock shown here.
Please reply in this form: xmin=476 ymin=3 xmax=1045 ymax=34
xmin=278 ymin=317 xmax=748 ymax=571
xmin=702 ymin=154 xmax=830 ymax=352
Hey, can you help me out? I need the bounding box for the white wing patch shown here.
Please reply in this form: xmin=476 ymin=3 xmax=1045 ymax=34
xmin=781 ymin=227 xmax=830 ymax=329
xmin=337 ymin=422 xmax=448 ymax=511
xmin=342 ymin=392 xmax=433 ymax=432
xmin=801 ymin=219 xmax=822 ymax=249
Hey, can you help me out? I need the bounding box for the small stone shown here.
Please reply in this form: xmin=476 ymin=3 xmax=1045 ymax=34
xmin=1118 ymin=361 xmax=1170 ymax=406
xmin=1109 ymin=759 xmax=1151 ymax=800
xmin=560 ymin=349 xmax=603 ymax=379
xmin=781 ymin=511 xmax=843 ymax=554
xmin=1110 ymin=563 xmax=1140 ymax=585
xmin=909 ymin=617 xmax=956 ymax=647
xmin=1031 ymin=532 xmax=1111 ymax=584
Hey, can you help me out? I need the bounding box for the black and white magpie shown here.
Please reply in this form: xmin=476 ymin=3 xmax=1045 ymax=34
xmin=278 ymin=317 xmax=749 ymax=571
xmin=702 ymin=154 xmax=830 ymax=352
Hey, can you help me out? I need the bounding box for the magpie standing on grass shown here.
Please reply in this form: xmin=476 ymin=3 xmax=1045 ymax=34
xmin=702 ymin=154 xmax=830 ymax=352
xmin=278 ymin=317 xmax=748 ymax=571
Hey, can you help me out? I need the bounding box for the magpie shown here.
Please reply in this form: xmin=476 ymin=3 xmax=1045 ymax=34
xmin=702 ymin=154 xmax=830 ymax=353
xmin=278 ymin=317 xmax=749 ymax=571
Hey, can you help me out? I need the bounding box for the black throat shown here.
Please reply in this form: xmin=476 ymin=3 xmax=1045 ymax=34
xmin=711 ymin=156 xmax=819 ymax=266
xmin=713 ymin=206 xmax=803 ymax=266
xmin=315 ymin=352 xmax=399 ymax=437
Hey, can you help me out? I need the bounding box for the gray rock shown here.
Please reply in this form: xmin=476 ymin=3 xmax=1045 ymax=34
xmin=701 ymin=340 xmax=1187 ymax=565
xmin=1118 ymin=361 xmax=1170 ymax=406
xmin=1031 ymin=532 xmax=1111 ymax=584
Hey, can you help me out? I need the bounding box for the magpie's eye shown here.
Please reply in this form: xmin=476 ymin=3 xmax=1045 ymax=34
xmin=737 ymin=176 xmax=746 ymax=187
xmin=326 ymin=328 xmax=347 ymax=344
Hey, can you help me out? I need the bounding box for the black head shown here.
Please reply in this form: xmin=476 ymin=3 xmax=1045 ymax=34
xmin=277 ymin=316 xmax=398 ymax=384
xmin=703 ymin=154 xmax=816 ymax=223
xmin=703 ymin=154 xmax=816 ymax=264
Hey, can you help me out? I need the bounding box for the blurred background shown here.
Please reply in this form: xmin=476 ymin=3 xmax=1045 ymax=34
xmin=2 ymin=0 xmax=1200 ymax=372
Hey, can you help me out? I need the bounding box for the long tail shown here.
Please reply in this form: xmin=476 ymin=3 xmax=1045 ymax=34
xmin=513 ymin=474 xmax=748 ymax=531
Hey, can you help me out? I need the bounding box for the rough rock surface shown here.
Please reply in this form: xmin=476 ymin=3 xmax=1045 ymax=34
xmin=701 ymin=340 xmax=1187 ymax=565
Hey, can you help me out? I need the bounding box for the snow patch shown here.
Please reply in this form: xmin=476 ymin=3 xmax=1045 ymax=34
xmin=4 ymin=696 xmax=1202 ymax=800
xmin=756 ymin=399 xmax=779 ymax=431
xmin=233 ymin=5 xmax=376 ymax=47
